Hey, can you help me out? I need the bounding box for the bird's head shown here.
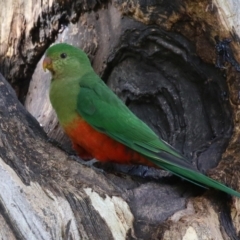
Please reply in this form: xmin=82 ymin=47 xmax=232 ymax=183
xmin=43 ymin=43 xmax=91 ymax=79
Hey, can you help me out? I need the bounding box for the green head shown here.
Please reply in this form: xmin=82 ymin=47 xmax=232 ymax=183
xmin=43 ymin=43 xmax=91 ymax=79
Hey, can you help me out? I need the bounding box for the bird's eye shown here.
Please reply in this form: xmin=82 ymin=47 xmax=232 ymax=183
xmin=60 ymin=53 xmax=67 ymax=58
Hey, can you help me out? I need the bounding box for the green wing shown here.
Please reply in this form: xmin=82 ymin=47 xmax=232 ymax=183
xmin=77 ymin=73 xmax=185 ymax=159
xmin=76 ymin=73 xmax=240 ymax=198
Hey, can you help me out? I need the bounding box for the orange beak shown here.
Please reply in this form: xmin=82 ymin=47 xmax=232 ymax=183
xmin=42 ymin=56 xmax=53 ymax=72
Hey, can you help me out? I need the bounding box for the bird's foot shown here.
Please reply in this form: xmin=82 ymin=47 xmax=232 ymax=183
xmin=69 ymin=155 xmax=105 ymax=173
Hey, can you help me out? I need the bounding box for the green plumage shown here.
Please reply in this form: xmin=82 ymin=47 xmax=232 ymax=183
xmin=45 ymin=43 xmax=240 ymax=198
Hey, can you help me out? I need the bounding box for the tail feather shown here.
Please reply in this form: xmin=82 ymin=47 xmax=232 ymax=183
xmin=133 ymin=138 xmax=240 ymax=197
xmin=148 ymin=153 xmax=240 ymax=198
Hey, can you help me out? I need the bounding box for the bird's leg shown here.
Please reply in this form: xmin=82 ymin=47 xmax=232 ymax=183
xmin=69 ymin=155 xmax=105 ymax=173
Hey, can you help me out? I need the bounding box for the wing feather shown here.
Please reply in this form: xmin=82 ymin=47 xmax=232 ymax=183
xmin=77 ymin=73 xmax=184 ymax=160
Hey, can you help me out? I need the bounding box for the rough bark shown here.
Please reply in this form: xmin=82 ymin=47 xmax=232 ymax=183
xmin=0 ymin=0 xmax=240 ymax=239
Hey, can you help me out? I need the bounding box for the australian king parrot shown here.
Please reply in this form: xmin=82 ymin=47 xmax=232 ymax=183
xmin=42 ymin=43 xmax=240 ymax=197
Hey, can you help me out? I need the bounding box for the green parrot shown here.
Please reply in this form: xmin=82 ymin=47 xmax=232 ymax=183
xmin=43 ymin=43 xmax=240 ymax=198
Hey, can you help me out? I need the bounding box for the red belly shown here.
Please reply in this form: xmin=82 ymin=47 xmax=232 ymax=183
xmin=64 ymin=117 xmax=155 ymax=167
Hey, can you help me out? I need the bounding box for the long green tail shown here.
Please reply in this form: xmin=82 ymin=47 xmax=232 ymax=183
xmin=148 ymin=153 xmax=240 ymax=198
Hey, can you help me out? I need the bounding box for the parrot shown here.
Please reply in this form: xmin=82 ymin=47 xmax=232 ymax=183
xmin=43 ymin=43 xmax=240 ymax=198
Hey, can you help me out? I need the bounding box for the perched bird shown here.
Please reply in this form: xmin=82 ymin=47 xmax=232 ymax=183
xmin=43 ymin=43 xmax=240 ymax=197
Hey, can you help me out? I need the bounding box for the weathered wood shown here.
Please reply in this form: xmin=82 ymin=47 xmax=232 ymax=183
xmin=1 ymin=0 xmax=240 ymax=239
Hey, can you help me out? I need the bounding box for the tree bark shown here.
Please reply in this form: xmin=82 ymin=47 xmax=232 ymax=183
xmin=1 ymin=0 xmax=240 ymax=239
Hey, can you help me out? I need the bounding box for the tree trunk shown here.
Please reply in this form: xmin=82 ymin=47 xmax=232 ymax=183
xmin=0 ymin=0 xmax=240 ymax=239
